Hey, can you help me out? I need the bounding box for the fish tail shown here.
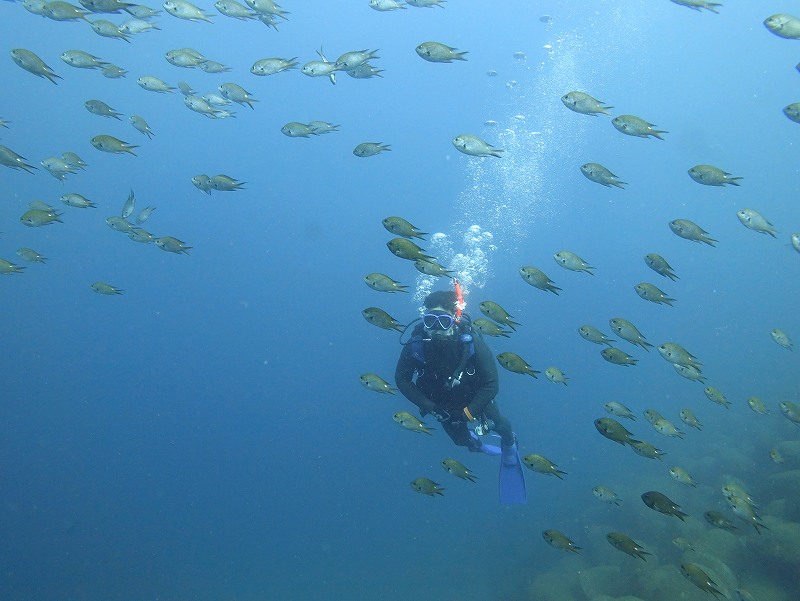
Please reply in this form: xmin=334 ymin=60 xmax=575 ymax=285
xmin=489 ymin=148 xmax=504 ymax=158
xmin=652 ymin=130 xmax=668 ymax=140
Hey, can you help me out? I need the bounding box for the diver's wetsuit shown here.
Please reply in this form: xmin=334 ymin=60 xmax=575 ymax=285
xmin=395 ymin=321 xmax=514 ymax=448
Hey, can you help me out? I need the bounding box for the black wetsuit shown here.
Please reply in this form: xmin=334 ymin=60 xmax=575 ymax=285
xmin=395 ymin=321 xmax=514 ymax=448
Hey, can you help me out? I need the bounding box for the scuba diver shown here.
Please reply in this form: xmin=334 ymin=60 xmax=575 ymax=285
xmin=395 ymin=284 xmax=527 ymax=505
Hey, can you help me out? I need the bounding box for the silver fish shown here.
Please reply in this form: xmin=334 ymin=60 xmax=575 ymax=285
xmin=121 ymin=188 xmax=135 ymax=218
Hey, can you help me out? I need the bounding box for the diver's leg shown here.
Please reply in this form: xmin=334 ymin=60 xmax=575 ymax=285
xmin=441 ymin=418 xmax=478 ymax=449
xmin=441 ymin=417 xmax=500 ymax=454
xmin=483 ymin=402 xmax=515 ymax=447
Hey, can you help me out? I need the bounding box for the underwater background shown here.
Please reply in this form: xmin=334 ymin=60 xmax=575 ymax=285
xmin=1 ymin=0 xmax=799 ymax=600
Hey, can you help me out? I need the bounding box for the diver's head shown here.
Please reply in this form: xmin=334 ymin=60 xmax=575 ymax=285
xmin=422 ymin=290 xmax=460 ymax=340
xmin=423 ymin=300 xmax=457 ymax=341
xmin=422 ymin=308 xmax=457 ymax=340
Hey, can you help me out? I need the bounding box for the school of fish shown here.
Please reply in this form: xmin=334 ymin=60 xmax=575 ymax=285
xmin=2 ymin=0 xmax=799 ymax=599
xmin=357 ymin=4 xmax=799 ymax=601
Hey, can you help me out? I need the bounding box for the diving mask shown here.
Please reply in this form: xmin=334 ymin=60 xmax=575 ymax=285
xmin=423 ymin=312 xmax=455 ymax=330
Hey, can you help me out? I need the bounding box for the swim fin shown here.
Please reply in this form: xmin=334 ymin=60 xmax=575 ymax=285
xmin=469 ymin=432 xmax=501 ymax=456
xmin=499 ymin=439 xmax=527 ymax=505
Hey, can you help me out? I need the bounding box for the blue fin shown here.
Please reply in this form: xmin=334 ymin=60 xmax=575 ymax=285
xmin=499 ymin=443 xmax=527 ymax=505
xmin=469 ymin=432 xmax=501 ymax=455
xmin=473 ymin=442 xmax=501 ymax=456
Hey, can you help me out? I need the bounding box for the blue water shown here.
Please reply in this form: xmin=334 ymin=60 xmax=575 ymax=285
xmin=1 ymin=1 xmax=799 ymax=600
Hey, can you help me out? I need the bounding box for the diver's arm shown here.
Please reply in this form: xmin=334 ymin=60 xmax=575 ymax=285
xmin=395 ymin=345 xmax=438 ymax=415
xmin=464 ymin=334 xmax=499 ymax=418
